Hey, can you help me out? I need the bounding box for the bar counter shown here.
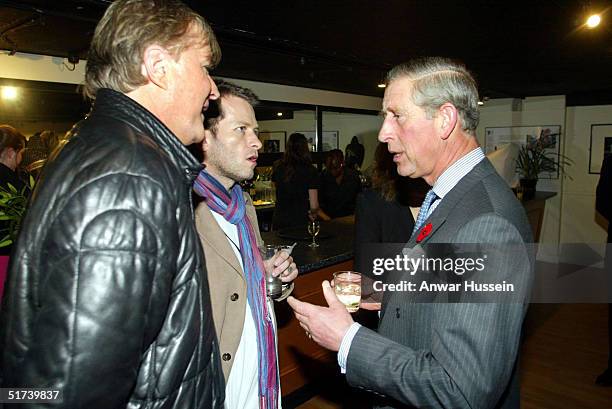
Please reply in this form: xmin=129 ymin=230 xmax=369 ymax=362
xmin=262 ymin=216 xmax=355 ymax=396
xmin=260 ymin=215 xmax=355 ymax=274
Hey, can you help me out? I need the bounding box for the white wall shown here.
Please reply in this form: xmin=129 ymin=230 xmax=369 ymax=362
xmin=0 ymin=52 xmax=86 ymax=84
xmin=0 ymin=52 xmax=381 ymax=111
xmin=477 ymin=96 xmax=567 ymax=244
xmin=323 ymin=112 xmax=381 ymax=169
xmin=563 ymin=105 xmax=611 ymax=246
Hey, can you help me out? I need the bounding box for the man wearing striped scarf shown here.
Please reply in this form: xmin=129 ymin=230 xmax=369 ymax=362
xmin=194 ymin=80 xmax=298 ymax=409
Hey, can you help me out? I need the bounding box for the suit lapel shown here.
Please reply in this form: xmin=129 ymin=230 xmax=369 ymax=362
xmin=381 ymin=158 xmax=498 ymax=317
xmin=196 ymin=203 xmax=244 ymax=277
xmin=407 ymin=158 xmax=497 ymax=248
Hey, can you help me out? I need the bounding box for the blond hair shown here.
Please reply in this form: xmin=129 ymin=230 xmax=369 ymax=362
xmin=83 ymin=0 xmax=221 ymax=99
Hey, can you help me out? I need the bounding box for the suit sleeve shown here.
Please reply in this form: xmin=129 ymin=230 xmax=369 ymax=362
xmin=346 ymin=214 xmax=531 ymax=409
xmin=1 ymin=174 xmax=172 ymax=409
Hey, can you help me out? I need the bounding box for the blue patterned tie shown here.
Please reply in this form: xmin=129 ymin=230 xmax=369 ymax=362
xmin=412 ymin=189 xmax=438 ymax=235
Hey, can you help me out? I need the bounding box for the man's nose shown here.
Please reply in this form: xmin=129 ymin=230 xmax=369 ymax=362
xmin=208 ymin=77 xmax=220 ymax=100
xmin=252 ymin=133 xmax=262 ymax=150
xmin=378 ymin=117 xmax=393 ymax=143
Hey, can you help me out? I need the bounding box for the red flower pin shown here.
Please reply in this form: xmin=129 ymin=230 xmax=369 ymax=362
xmin=416 ymin=223 xmax=433 ymax=243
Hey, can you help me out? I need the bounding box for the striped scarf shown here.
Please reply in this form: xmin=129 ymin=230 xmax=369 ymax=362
xmin=194 ymin=170 xmax=278 ymax=409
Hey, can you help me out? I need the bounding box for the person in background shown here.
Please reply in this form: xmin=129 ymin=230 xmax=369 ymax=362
xmin=194 ymin=80 xmax=298 ymax=408
xmin=20 ymin=130 xmax=62 ymax=177
xmin=289 ymin=57 xmax=533 ymax=409
xmin=272 ymin=132 xmax=323 ymax=229
xmin=319 ymin=149 xmax=361 ymax=218
xmin=596 ymin=153 xmax=612 ymax=386
xmin=345 ymin=135 xmax=365 ymax=172
xmin=0 ymin=1 xmax=225 ymax=408
xmin=20 ymin=130 xmax=45 ymax=170
xmin=354 ymin=142 xmax=428 ymax=278
xmin=0 ymin=125 xmax=26 ymax=192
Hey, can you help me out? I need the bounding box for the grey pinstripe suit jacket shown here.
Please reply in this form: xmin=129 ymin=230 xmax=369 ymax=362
xmin=346 ymin=158 xmax=533 ymax=409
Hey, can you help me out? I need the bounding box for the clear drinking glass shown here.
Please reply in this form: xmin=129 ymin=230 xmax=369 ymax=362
xmin=307 ymin=220 xmax=320 ymax=248
xmin=333 ymin=271 xmax=361 ymax=312
xmin=259 ymin=244 xmax=283 ymax=299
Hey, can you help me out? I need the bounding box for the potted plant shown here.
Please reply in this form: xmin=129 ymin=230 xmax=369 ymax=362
xmin=0 ymin=176 xmax=34 ymax=247
xmin=515 ymin=129 xmax=572 ymax=200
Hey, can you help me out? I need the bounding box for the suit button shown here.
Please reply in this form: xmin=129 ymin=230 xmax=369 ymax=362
xmin=230 ymin=293 xmax=239 ymax=301
xmin=222 ymin=353 xmax=231 ymax=361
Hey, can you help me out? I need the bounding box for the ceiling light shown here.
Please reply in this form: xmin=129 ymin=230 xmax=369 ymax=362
xmin=276 ymin=112 xmax=283 ymax=117
xmin=586 ymin=14 xmax=601 ymax=28
xmin=1 ymin=86 xmax=18 ymax=100
xmin=377 ymin=83 xmax=386 ymax=88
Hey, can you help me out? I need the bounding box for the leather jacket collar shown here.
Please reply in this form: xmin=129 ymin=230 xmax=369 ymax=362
xmin=91 ymin=88 xmax=203 ymax=182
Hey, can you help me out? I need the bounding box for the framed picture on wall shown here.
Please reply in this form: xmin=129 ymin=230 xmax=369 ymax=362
xmin=258 ymin=131 xmax=286 ymax=153
xmin=298 ymin=131 xmax=339 ymax=152
xmin=484 ymin=125 xmax=562 ymax=179
xmin=589 ymin=124 xmax=612 ymax=174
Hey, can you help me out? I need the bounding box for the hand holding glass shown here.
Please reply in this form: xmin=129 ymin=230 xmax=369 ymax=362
xmin=276 ymin=243 xmax=297 ymax=290
xmin=333 ymin=271 xmax=361 ymax=312
xmin=259 ymin=245 xmax=283 ymax=299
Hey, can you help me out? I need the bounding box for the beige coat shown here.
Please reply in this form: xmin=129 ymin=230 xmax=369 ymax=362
xmin=195 ymin=193 xmax=291 ymax=381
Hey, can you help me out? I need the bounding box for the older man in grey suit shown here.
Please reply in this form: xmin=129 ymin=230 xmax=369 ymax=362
xmin=289 ymin=57 xmax=533 ymax=409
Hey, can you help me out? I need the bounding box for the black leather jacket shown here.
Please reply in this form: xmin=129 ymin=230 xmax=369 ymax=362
xmin=0 ymin=89 xmax=224 ymax=408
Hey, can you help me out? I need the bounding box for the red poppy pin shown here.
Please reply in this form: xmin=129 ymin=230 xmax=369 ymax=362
xmin=416 ymin=223 xmax=433 ymax=243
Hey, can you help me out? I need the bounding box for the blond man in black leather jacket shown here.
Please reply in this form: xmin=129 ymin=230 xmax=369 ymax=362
xmin=0 ymin=1 xmax=225 ymax=408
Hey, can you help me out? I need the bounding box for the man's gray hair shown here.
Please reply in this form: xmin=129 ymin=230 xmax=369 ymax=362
xmin=386 ymin=57 xmax=480 ymax=134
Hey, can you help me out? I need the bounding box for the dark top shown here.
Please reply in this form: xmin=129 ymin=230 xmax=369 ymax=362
xmin=353 ymin=188 xmax=415 ymax=277
xmin=0 ymin=163 xmax=27 ymax=256
xmin=0 ymin=163 xmax=25 ymax=192
xmin=346 ymin=137 xmax=365 ymax=169
xmin=272 ymin=161 xmax=319 ymax=230
xmin=319 ymin=168 xmax=362 ymax=218
xmin=597 ymin=154 xmax=612 ymax=242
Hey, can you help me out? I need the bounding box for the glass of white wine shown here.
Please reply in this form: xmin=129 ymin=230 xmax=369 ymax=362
xmin=333 ymin=271 xmax=361 ymax=312
xmin=307 ymin=219 xmax=320 ymax=248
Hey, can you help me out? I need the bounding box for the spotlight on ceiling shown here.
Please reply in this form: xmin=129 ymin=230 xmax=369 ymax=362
xmin=1 ymin=86 xmax=18 ymax=100
xmin=277 ymin=112 xmax=283 ymax=117
xmin=377 ymin=83 xmax=386 ymax=88
xmin=586 ymin=14 xmax=601 ymax=28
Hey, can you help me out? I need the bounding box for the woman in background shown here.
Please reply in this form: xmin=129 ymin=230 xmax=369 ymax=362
xmin=272 ymin=133 xmax=323 ymax=230
xmin=354 ymin=142 xmax=429 ymax=277
xmin=0 ymin=125 xmax=26 ymax=193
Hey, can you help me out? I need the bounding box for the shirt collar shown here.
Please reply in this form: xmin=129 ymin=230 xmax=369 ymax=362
xmin=432 ymin=147 xmax=485 ymax=200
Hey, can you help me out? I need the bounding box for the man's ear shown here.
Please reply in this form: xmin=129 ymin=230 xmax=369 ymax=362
xmin=202 ymin=129 xmax=213 ymax=153
xmin=7 ymin=148 xmax=17 ymax=161
xmin=437 ymin=103 xmax=458 ymax=140
xmin=141 ymin=44 xmax=170 ymax=89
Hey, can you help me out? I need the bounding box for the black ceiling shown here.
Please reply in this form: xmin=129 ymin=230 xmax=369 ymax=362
xmin=1 ymin=0 xmax=612 ymax=105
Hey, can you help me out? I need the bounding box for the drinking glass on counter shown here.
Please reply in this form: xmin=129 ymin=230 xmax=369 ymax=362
xmin=333 ymin=271 xmax=361 ymax=312
xmin=307 ymin=219 xmax=320 ymax=248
